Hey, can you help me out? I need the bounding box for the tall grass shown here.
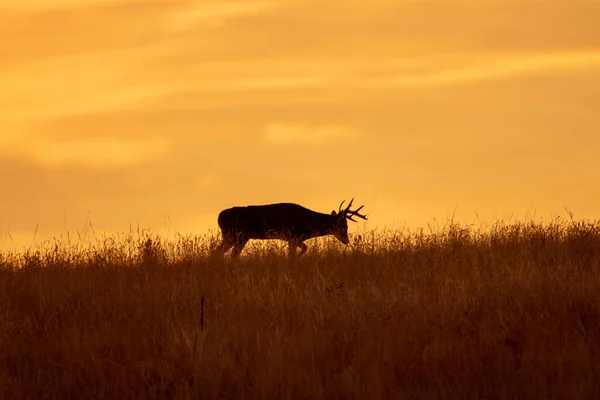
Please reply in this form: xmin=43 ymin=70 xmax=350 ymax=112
xmin=1 ymin=217 xmax=600 ymax=399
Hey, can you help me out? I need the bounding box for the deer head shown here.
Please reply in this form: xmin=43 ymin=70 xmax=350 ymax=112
xmin=330 ymin=198 xmax=368 ymax=244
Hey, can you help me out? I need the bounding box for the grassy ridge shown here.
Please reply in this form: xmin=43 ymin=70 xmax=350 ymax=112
xmin=1 ymin=219 xmax=600 ymax=399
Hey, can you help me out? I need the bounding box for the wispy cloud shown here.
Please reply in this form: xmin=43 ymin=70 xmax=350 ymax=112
xmin=167 ymin=1 xmax=278 ymax=31
xmin=368 ymin=51 xmax=600 ymax=88
xmin=7 ymin=137 xmax=171 ymax=168
xmin=2 ymin=0 xmax=122 ymax=12
xmin=3 ymin=48 xmax=598 ymax=147
xmin=264 ymin=123 xmax=354 ymax=144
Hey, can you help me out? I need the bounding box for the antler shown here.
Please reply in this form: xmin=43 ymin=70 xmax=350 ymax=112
xmin=339 ymin=198 xmax=368 ymax=222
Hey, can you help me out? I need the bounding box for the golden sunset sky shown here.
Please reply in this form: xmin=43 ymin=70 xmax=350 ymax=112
xmin=1 ymin=0 xmax=600 ymax=248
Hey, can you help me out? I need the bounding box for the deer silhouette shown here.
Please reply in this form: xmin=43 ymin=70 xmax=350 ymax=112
xmin=215 ymin=198 xmax=368 ymax=257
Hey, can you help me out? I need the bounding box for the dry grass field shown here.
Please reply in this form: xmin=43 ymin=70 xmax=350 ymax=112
xmin=1 ymin=217 xmax=600 ymax=399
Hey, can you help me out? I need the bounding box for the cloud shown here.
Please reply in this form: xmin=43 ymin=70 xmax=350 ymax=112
xmin=8 ymin=137 xmax=171 ymax=168
xmin=4 ymin=50 xmax=597 ymax=130
xmin=0 ymin=2 xmax=175 ymax=65
xmin=366 ymin=51 xmax=600 ymax=88
xmin=2 ymin=0 xmax=126 ymax=12
xmin=3 ymin=0 xmax=599 ymax=140
xmin=0 ymin=54 xmax=333 ymax=129
xmin=0 ymin=0 xmax=278 ymax=67
xmin=167 ymin=1 xmax=278 ymax=31
xmin=264 ymin=123 xmax=355 ymax=144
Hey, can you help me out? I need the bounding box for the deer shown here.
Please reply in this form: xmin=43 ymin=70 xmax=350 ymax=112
xmin=214 ymin=198 xmax=368 ymax=257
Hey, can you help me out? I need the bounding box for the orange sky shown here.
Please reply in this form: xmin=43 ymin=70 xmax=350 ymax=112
xmin=1 ymin=0 xmax=600 ymax=249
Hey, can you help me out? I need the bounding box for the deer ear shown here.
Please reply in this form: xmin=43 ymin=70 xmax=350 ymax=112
xmin=331 ymin=210 xmax=336 ymax=215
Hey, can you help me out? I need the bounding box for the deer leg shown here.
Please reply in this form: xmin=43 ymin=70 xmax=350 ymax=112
xmin=231 ymin=237 xmax=249 ymax=258
xmin=288 ymin=240 xmax=307 ymax=258
xmin=287 ymin=241 xmax=297 ymax=258
xmin=214 ymin=233 xmax=235 ymax=256
xmin=297 ymin=241 xmax=308 ymax=257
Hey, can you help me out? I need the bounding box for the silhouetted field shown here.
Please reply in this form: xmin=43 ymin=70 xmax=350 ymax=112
xmin=1 ymin=218 xmax=600 ymax=399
